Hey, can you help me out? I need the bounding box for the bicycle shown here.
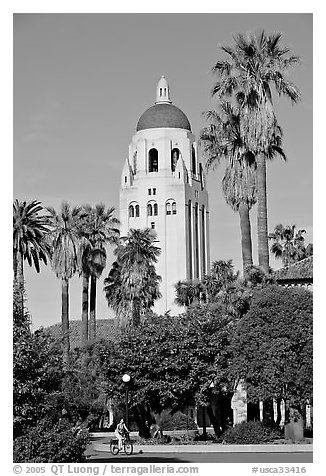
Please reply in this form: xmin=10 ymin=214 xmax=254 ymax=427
xmin=110 ymin=433 xmax=133 ymax=455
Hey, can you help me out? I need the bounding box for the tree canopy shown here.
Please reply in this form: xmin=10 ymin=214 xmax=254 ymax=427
xmin=229 ymin=285 xmax=313 ymax=406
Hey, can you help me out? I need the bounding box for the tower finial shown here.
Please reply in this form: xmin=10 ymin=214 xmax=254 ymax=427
xmin=155 ymin=75 xmax=172 ymax=104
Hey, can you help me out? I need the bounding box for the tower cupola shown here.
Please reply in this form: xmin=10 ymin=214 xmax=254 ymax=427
xmin=155 ymin=75 xmax=172 ymax=104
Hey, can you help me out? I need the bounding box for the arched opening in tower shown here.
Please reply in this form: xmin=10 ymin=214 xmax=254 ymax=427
xmin=148 ymin=148 xmax=158 ymax=172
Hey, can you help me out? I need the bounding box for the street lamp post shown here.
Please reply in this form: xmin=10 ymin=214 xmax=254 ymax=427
xmin=122 ymin=374 xmax=131 ymax=428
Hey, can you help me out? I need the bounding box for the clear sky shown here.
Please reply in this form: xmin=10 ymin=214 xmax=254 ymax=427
xmin=13 ymin=13 xmax=313 ymax=329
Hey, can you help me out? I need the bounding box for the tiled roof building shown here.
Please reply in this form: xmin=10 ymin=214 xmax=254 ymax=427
xmin=273 ymin=256 xmax=313 ymax=287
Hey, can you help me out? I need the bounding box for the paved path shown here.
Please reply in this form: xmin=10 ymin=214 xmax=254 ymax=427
xmin=88 ymin=450 xmax=313 ymax=463
xmin=87 ymin=439 xmax=313 ymax=463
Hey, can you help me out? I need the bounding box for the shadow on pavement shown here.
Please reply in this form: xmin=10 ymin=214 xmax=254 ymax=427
xmin=88 ymin=453 xmax=192 ymax=463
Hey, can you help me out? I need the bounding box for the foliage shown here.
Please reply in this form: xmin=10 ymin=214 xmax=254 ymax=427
xmin=13 ymin=280 xmax=31 ymax=341
xmin=200 ymin=102 xmax=257 ymax=210
xmin=210 ymin=30 xmax=300 ymax=272
xmin=222 ymin=420 xmax=281 ymax=444
xmin=158 ymin=410 xmax=198 ymax=431
xmin=211 ymin=30 xmax=300 ymax=153
xmin=13 ymin=199 xmax=51 ymax=280
xmin=13 ymin=293 xmax=91 ymax=461
xmin=229 ymin=285 xmax=313 ymax=406
xmin=104 ymin=228 xmax=161 ymax=327
xmin=61 ymin=341 xmax=116 ymax=420
xmin=13 ymin=419 xmax=89 ymax=463
xmin=13 ymin=325 xmax=64 ymax=438
xmin=243 ymin=265 xmax=275 ymax=288
xmin=202 ymin=259 xmax=239 ymax=302
xmin=47 ymin=201 xmax=85 ymax=280
xmin=268 ymin=224 xmax=313 ymax=266
xmin=174 ymin=279 xmax=204 ymax=307
xmin=78 ymin=203 xmax=120 ymax=342
xmin=97 ymin=306 xmax=234 ymax=421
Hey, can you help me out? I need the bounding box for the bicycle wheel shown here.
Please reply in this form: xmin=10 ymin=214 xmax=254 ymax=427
xmin=124 ymin=441 xmax=133 ymax=455
xmin=110 ymin=439 xmax=119 ymax=455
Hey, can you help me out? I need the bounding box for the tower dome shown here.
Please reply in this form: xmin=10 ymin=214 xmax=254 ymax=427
xmin=136 ymin=76 xmax=191 ymax=132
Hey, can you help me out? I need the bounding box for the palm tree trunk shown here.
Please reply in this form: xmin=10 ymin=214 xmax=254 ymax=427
xmin=89 ymin=275 xmax=97 ymax=341
xmin=238 ymin=203 xmax=253 ymax=275
xmin=256 ymin=154 xmax=269 ymax=273
xmin=132 ymin=298 xmax=141 ymax=327
xmin=81 ymin=274 xmax=89 ymax=346
xmin=62 ymin=277 xmax=70 ymax=367
xmin=15 ymin=252 xmax=25 ymax=316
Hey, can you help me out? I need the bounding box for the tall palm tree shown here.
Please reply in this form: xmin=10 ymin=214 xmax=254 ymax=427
xmin=13 ymin=199 xmax=51 ymax=285
xmin=13 ymin=199 xmax=51 ymax=314
xmin=200 ymin=103 xmax=257 ymax=273
xmin=104 ymin=228 xmax=161 ymax=327
xmin=211 ymin=31 xmax=300 ymax=272
xmin=268 ymin=224 xmax=313 ymax=267
xmin=80 ymin=204 xmax=120 ymax=342
xmin=47 ymin=202 xmax=83 ymax=366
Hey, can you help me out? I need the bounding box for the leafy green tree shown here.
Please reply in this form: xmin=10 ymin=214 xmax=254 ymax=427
xmin=97 ymin=307 xmax=234 ymax=436
xmin=79 ymin=204 xmax=120 ymax=344
xmin=47 ymin=202 xmax=84 ymax=365
xmin=104 ymin=228 xmax=161 ymax=327
xmin=268 ymin=224 xmax=313 ymax=267
xmin=211 ymin=31 xmax=300 ymax=272
xmin=13 ymin=287 xmax=64 ymax=437
xmin=229 ymin=285 xmax=313 ymax=423
xmin=13 ymin=285 xmax=89 ymax=462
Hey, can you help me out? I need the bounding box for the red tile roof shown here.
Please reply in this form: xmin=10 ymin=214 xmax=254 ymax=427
xmin=273 ymin=256 xmax=313 ymax=283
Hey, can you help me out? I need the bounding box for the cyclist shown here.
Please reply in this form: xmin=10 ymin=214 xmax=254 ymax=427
xmin=115 ymin=418 xmax=129 ymax=451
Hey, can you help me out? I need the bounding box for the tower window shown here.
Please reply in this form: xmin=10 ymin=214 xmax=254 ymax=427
xmin=151 ymin=222 xmax=155 ymax=229
xmin=153 ymin=203 xmax=158 ymax=216
xmin=148 ymin=189 xmax=151 ymax=195
xmin=166 ymin=199 xmax=176 ymax=216
xmin=160 ymin=88 xmax=162 ymax=97
xmin=171 ymin=148 xmax=180 ymax=172
xmin=124 ymin=176 xmax=127 ymax=183
xmin=192 ymin=144 xmax=196 ymax=175
xmin=149 ymin=148 xmax=158 ymax=173
xmin=135 ymin=204 xmax=140 ymax=217
xmin=153 ymin=188 xmax=156 ymax=195
xmin=147 ymin=204 xmax=153 ymax=216
xmin=128 ymin=205 xmax=134 ymax=218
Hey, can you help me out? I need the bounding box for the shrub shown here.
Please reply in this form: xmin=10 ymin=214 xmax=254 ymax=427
xmin=159 ymin=411 xmax=198 ymax=431
xmin=222 ymin=421 xmax=281 ymax=444
xmin=13 ymin=420 xmax=89 ymax=463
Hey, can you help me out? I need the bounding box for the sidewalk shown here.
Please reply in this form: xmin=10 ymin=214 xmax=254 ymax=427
xmin=92 ymin=441 xmax=313 ymax=454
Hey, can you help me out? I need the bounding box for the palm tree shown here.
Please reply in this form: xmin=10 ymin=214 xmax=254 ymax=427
xmin=79 ymin=239 xmax=92 ymax=347
xmin=104 ymin=228 xmax=161 ymax=327
xmin=13 ymin=199 xmax=51 ymax=314
xmin=268 ymin=224 xmax=313 ymax=267
xmin=47 ymin=202 xmax=83 ymax=366
xmin=79 ymin=204 xmax=120 ymax=342
xmin=175 ymin=279 xmax=204 ymax=307
xmin=200 ymin=103 xmax=257 ymax=273
xmin=13 ymin=199 xmax=51 ymax=285
xmin=211 ymin=31 xmax=300 ymax=272
xmin=222 ymin=160 xmax=256 ymax=273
